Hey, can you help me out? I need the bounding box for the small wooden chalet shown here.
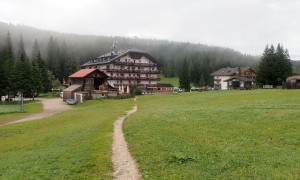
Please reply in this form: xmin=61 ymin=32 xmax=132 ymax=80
xmin=285 ymin=75 xmax=300 ymax=89
xmin=211 ymin=67 xmax=256 ymax=90
xmin=63 ymin=69 xmax=117 ymax=101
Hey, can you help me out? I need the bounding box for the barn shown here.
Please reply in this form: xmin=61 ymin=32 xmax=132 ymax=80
xmin=63 ymin=69 xmax=117 ymax=102
xmin=285 ymin=75 xmax=300 ymax=89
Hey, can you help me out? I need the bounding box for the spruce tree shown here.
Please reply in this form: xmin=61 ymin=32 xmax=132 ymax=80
xmin=31 ymin=59 xmax=43 ymax=99
xmin=47 ymin=36 xmax=56 ymax=73
xmin=199 ymin=73 xmax=206 ymax=87
xmin=14 ymin=36 xmax=32 ymax=96
xmin=0 ymin=47 xmax=6 ymax=96
xmin=179 ymin=59 xmax=191 ymax=91
xmin=31 ymin=39 xmax=40 ymax=59
xmin=32 ymin=40 xmax=52 ymax=93
xmin=15 ymin=53 xmax=32 ymax=96
xmin=3 ymin=32 xmax=15 ymax=97
xmin=257 ymin=43 xmax=292 ymax=86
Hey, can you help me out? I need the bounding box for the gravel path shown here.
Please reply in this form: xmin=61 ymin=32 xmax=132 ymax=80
xmin=112 ymin=98 xmax=141 ymax=180
xmin=1 ymin=98 xmax=72 ymax=126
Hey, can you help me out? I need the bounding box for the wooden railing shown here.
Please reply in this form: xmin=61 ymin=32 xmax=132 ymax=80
xmin=113 ymin=61 xmax=157 ymax=67
xmin=106 ymin=68 xmax=160 ymax=74
xmin=109 ymin=76 xmax=160 ymax=80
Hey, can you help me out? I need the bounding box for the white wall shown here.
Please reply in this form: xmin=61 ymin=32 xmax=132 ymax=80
xmin=214 ymin=76 xmax=230 ymax=90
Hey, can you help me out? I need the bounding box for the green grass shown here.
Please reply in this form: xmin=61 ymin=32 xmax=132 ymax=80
xmin=0 ymin=101 xmax=43 ymax=125
xmin=124 ymin=90 xmax=300 ymax=179
xmin=159 ymin=75 xmax=179 ymax=87
xmin=0 ymin=99 xmax=133 ymax=179
xmin=39 ymin=92 xmax=61 ymax=99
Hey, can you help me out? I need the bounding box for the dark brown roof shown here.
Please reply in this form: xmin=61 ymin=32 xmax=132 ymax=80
xmin=210 ymin=67 xmax=255 ymax=76
xmin=81 ymin=48 xmax=162 ymax=67
xmin=223 ymin=77 xmax=255 ymax=82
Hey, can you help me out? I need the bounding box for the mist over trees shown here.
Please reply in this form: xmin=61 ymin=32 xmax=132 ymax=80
xmin=0 ymin=32 xmax=53 ymax=99
xmin=0 ymin=21 xmax=260 ymax=86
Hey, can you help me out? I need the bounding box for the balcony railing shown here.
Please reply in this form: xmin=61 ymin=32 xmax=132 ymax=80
xmin=113 ymin=83 xmax=157 ymax=87
xmin=109 ymin=76 xmax=160 ymax=80
xmin=113 ymin=61 xmax=158 ymax=67
xmin=106 ymin=68 xmax=160 ymax=74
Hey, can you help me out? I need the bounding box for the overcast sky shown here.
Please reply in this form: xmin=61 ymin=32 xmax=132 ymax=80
xmin=1 ymin=0 xmax=300 ymax=59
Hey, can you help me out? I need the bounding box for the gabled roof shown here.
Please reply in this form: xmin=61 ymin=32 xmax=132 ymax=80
xmin=69 ymin=68 xmax=107 ymax=78
xmin=81 ymin=48 xmax=161 ymax=67
xmin=210 ymin=67 xmax=255 ymax=76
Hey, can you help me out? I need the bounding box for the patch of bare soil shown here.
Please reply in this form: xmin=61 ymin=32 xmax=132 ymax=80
xmin=1 ymin=98 xmax=71 ymax=126
xmin=112 ymin=98 xmax=141 ymax=180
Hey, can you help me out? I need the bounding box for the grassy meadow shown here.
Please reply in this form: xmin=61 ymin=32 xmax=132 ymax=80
xmin=159 ymin=75 xmax=179 ymax=87
xmin=0 ymin=99 xmax=133 ymax=179
xmin=0 ymin=100 xmax=43 ymax=125
xmin=124 ymin=90 xmax=300 ymax=179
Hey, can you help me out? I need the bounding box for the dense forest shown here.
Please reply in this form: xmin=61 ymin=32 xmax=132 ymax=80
xmin=0 ymin=21 xmax=282 ymax=86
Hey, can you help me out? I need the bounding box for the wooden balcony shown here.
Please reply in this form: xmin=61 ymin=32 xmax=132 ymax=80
xmin=113 ymin=61 xmax=158 ymax=67
xmin=106 ymin=68 xmax=160 ymax=74
xmin=113 ymin=83 xmax=157 ymax=87
xmin=109 ymin=76 xmax=160 ymax=80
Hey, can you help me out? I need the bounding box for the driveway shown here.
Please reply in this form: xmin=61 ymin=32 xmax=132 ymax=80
xmin=1 ymin=98 xmax=72 ymax=126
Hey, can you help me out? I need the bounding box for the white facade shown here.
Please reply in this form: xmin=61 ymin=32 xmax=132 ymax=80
xmin=82 ymin=49 xmax=160 ymax=88
xmin=213 ymin=76 xmax=230 ymax=90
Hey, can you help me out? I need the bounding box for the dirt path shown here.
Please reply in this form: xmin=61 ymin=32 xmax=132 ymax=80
xmin=112 ymin=98 xmax=141 ymax=180
xmin=1 ymin=98 xmax=72 ymax=126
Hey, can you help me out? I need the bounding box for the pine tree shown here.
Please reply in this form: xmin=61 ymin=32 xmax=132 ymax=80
xmin=0 ymin=47 xmax=6 ymax=96
xmin=15 ymin=53 xmax=32 ymax=95
xmin=47 ymin=36 xmax=56 ymax=73
xmin=31 ymin=39 xmax=40 ymax=59
xmin=199 ymin=73 xmax=206 ymax=87
xmin=31 ymin=59 xmax=43 ymax=99
xmin=14 ymin=35 xmax=33 ymax=96
xmin=17 ymin=35 xmax=26 ymax=61
xmin=179 ymin=59 xmax=191 ymax=91
xmin=2 ymin=32 xmax=15 ymax=97
xmin=32 ymin=40 xmax=52 ymax=93
xmin=257 ymin=43 xmax=292 ymax=86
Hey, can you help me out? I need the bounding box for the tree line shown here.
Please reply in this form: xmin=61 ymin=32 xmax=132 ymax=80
xmin=0 ymin=32 xmax=55 ymax=99
xmin=0 ymin=22 xmax=259 ymax=87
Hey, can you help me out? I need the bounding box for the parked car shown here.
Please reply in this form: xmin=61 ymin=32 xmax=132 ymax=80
xmin=191 ymin=87 xmax=200 ymax=91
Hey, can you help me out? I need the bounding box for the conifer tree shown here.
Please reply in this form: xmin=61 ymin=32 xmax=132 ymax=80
xmin=47 ymin=36 xmax=56 ymax=72
xmin=257 ymin=44 xmax=292 ymax=86
xmin=3 ymin=32 xmax=15 ymax=97
xmin=17 ymin=35 xmax=26 ymax=61
xmin=15 ymin=53 xmax=32 ymax=95
xmin=31 ymin=39 xmax=40 ymax=59
xmin=199 ymin=73 xmax=206 ymax=87
xmin=179 ymin=59 xmax=191 ymax=91
xmin=32 ymin=40 xmax=52 ymax=93
xmin=0 ymin=48 xmax=6 ymax=96
xmin=31 ymin=59 xmax=43 ymax=99
xmin=14 ymin=35 xmax=32 ymax=96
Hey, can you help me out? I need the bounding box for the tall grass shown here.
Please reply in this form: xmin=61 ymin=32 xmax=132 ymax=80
xmin=124 ymin=90 xmax=300 ymax=179
xmin=0 ymin=99 xmax=133 ymax=179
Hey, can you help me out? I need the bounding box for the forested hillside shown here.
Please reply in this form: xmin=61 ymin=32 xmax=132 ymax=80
xmin=0 ymin=21 xmax=260 ymax=85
